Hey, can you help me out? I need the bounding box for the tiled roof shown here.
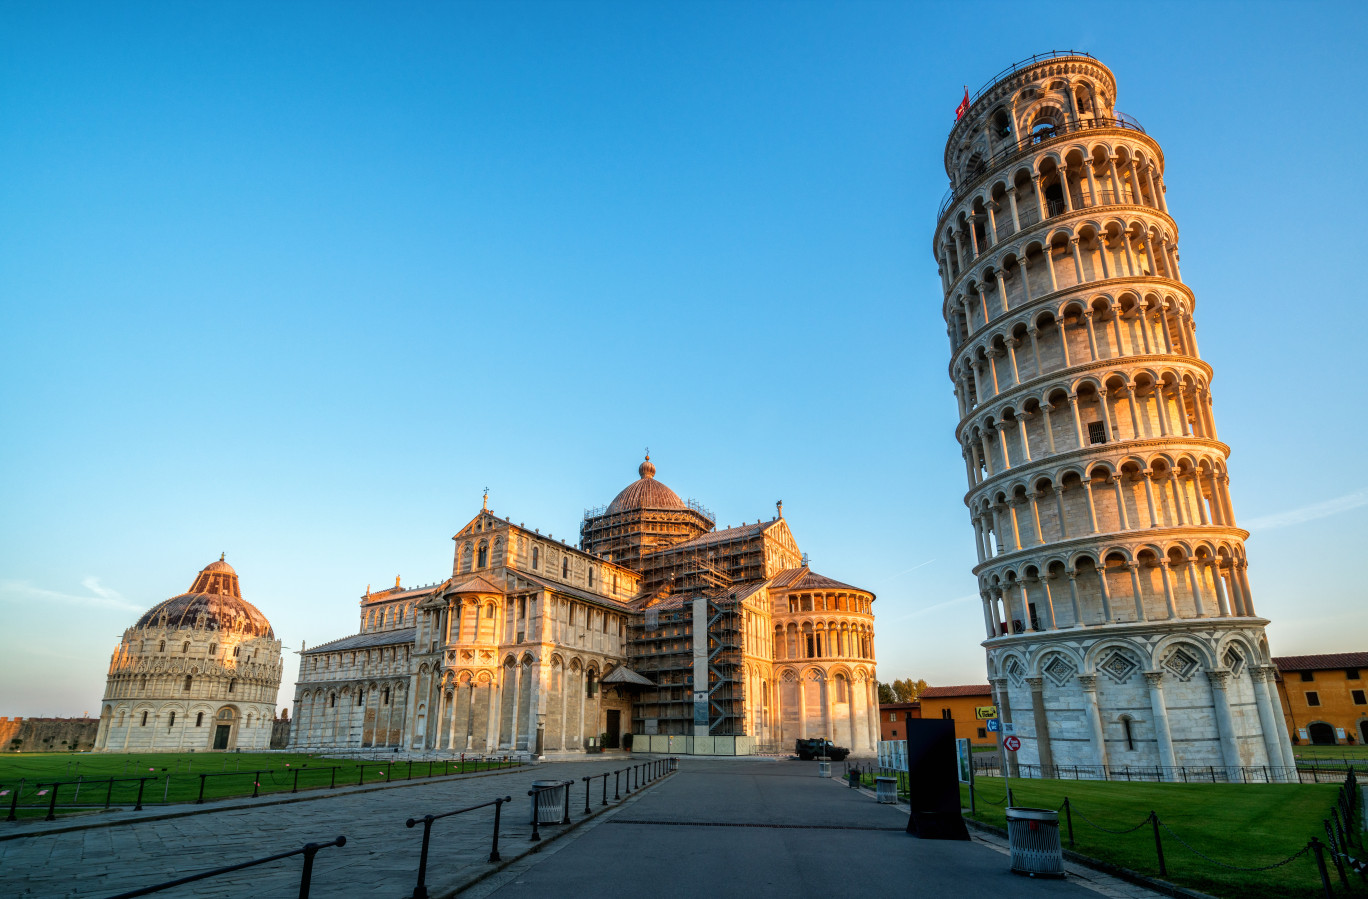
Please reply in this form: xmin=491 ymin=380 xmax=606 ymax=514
xmin=654 ymin=521 xmax=773 ymax=553
xmin=602 ymin=666 xmax=655 ymax=687
xmin=878 ymin=701 xmax=921 ymax=710
xmin=1273 ymin=652 xmax=1368 ymax=672
xmin=448 ymin=574 xmax=504 ymax=594
xmin=918 ymin=684 xmax=993 ymax=698
xmin=303 ymin=627 xmax=417 ymax=654
xmin=516 ymin=571 xmax=636 ymax=609
xmin=770 ymin=566 xmax=870 ymax=596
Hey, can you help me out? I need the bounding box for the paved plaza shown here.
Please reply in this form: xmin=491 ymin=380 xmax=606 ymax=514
xmin=1 ymin=757 xmax=1162 ymax=898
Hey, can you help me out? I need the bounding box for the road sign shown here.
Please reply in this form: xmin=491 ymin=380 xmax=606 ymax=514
xmin=1002 ymin=735 xmax=1022 ymax=752
xmin=985 ymin=718 xmax=1000 ymax=732
xmin=975 ymin=705 xmax=998 ymax=719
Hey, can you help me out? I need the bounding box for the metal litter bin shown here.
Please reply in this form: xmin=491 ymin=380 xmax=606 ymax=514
xmin=875 ymin=776 xmax=898 ymax=803
xmin=848 ymin=770 xmax=860 ymax=789
xmin=1005 ymin=807 xmax=1064 ymax=877
xmin=817 ymin=760 xmax=831 ymax=777
xmin=531 ymin=780 xmax=564 ymax=825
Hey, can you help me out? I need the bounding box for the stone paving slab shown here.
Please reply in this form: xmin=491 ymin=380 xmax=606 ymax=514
xmin=1 ymin=759 xmax=663 ymax=898
xmin=466 ymin=759 xmax=1166 ymax=899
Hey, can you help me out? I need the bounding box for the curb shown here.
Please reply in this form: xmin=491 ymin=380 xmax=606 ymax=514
xmin=429 ymin=768 xmax=678 ymax=898
xmin=0 ymin=765 xmax=530 ymax=842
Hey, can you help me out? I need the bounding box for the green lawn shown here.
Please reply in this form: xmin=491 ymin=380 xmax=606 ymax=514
xmin=961 ymin=776 xmax=1348 ymax=899
xmin=1292 ymin=744 xmax=1368 ymax=761
xmin=0 ymin=752 xmax=519 ymax=818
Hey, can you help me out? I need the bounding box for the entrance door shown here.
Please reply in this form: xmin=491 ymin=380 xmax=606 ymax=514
xmin=605 ymin=710 xmax=621 ymax=749
xmin=213 ymin=724 xmax=231 ymax=749
xmin=1359 ymin=720 xmax=1367 ymax=745
xmin=1308 ymin=722 xmax=1336 ymax=745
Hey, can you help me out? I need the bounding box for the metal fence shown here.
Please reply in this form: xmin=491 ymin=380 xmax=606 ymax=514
xmin=970 ymin=756 xmax=1360 ymax=785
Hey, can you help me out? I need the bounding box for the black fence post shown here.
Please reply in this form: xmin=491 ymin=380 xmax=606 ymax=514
xmin=293 ymin=768 xmax=301 ymax=794
xmin=1311 ymin=837 xmax=1333 ymax=899
xmin=582 ymin=777 xmax=591 ymax=814
xmin=330 ymin=768 xmax=337 ymax=790
xmin=625 ymin=767 xmax=632 ymax=795
xmin=104 ymin=777 xmax=115 ymax=809
xmin=561 ymin=780 xmax=571 ymax=825
xmin=528 ymin=789 xmax=541 ymax=842
xmin=405 ymin=815 xmax=434 ymax=899
xmin=134 ymin=777 xmax=147 ymax=811
xmin=297 ymin=837 xmax=344 ymax=899
xmin=1150 ymin=811 xmax=1166 ymax=876
xmin=358 ymin=766 xmax=365 ymax=787
xmin=44 ymin=784 xmax=59 ymax=821
xmin=1063 ymin=798 xmax=1074 ymax=848
xmin=490 ymin=797 xmax=507 ymax=862
xmin=614 ymin=770 xmax=621 ymax=800
xmin=253 ymin=773 xmax=261 ymax=799
xmin=197 ymin=774 xmax=208 ymax=804
xmin=601 ymin=773 xmax=608 ymax=806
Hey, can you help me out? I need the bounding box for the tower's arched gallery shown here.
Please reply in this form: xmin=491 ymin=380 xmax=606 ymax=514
xmin=935 ymin=53 xmax=1293 ymax=778
xmin=290 ymin=457 xmax=879 ymax=756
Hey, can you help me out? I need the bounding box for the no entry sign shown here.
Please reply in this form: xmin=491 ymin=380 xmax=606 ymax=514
xmin=1002 ymin=735 xmax=1022 ymax=752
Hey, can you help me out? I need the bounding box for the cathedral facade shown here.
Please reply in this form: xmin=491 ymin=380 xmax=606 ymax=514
xmin=94 ymin=557 xmax=283 ymax=752
xmin=289 ymin=457 xmax=879 ymax=756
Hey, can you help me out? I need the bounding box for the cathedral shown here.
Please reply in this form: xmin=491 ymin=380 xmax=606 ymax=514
xmin=289 ymin=456 xmax=879 ymax=756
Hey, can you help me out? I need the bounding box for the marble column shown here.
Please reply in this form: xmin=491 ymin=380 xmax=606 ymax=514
xmin=1206 ymin=670 xmax=1242 ymax=778
xmin=1079 ymin=674 xmax=1110 ymax=775
xmin=1143 ymin=671 xmax=1178 ymax=778
xmin=1026 ymin=677 xmax=1055 ymax=777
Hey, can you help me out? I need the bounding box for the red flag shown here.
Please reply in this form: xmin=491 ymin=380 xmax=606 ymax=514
xmin=955 ymin=86 xmax=970 ymax=121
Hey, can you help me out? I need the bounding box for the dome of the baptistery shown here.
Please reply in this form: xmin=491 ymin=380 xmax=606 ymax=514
xmin=133 ymin=555 xmax=275 ymax=638
xmin=605 ymin=455 xmax=687 ymax=514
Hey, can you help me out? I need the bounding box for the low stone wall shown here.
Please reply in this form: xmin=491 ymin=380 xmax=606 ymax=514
xmin=0 ymin=716 xmax=100 ymax=752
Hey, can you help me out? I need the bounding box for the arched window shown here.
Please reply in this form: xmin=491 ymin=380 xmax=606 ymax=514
xmin=140 ymin=675 xmax=148 ymax=690
xmin=586 ymin=670 xmax=598 ymax=697
xmin=329 ymin=693 xmax=336 ymax=708
xmin=195 ymin=712 xmax=204 ymax=727
xmin=208 ymin=643 xmax=216 ymax=656
xmin=140 ymin=711 xmax=148 ymax=726
xmin=485 ymin=604 xmax=495 ymax=618
xmin=532 ymin=547 xmax=539 ymax=569
xmin=478 ymin=544 xmax=488 ymax=568
xmin=233 ymin=646 xmax=240 ymax=658
xmin=168 ymin=711 xmax=176 ymax=729
xmin=158 ymin=640 xmax=166 ymax=652
xmin=228 ymin=679 xmax=236 ymax=693
xmin=183 ymin=675 xmax=192 ymax=691
xmin=1122 ymin=716 xmax=1135 ymax=751
xmin=588 ymin=568 xmax=595 ymax=588
xmin=562 ymin=558 xmax=569 ymax=578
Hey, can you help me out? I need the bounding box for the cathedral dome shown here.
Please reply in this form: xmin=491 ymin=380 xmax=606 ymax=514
xmin=133 ymin=556 xmax=275 ymax=638
xmin=606 ymin=455 xmax=687 ymax=514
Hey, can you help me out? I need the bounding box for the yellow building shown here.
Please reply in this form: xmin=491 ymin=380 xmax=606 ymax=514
xmin=1274 ymin=652 xmax=1368 ymax=746
xmin=915 ymin=685 xmax=995 ymax=746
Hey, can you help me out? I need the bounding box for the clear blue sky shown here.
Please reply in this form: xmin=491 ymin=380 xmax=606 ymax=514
xmin=3 ymin=2 xmax=1365 ymax=717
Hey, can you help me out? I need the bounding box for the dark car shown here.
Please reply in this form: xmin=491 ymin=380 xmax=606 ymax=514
xmin=794 ymin=738 xmax=850 ymax=761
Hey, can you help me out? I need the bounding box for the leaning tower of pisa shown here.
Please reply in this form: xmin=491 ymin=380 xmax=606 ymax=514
xmin=935 ymin=53 xmax=1293 ymax=780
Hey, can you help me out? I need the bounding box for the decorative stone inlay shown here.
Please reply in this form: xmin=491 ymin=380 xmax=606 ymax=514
xmin=1005 ymin=657 xmax=1026 ymax=687
xmin=1044 ymin=654 xmax=1076 ymax=687
xmin=1098 ymin=650 xmax=1139 ymax=684
xmin=1222 ymin=646 xmax=1244 ymax=675
xmin=1162 ymin=646 xmax=1201 ymax=681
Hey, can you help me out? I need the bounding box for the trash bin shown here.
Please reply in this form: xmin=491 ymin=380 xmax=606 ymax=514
xmin=848 ymin=770 xmax=861 ymax=789
xmin=531 ymin=780 xmax=564 ymax=825
xmin=1005 ymin=807 xmax=1064 ymax=877
xmin=817 ymin=760 xmax=831 ymax=778
xmin=875 ymin=776 xmax=898 ymax=803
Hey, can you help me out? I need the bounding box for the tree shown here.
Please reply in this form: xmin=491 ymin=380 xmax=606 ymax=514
xmin=891 ymin=678 xmax=929 ymax=702
xmin=877 ymin=681 xmax=896 ymax=704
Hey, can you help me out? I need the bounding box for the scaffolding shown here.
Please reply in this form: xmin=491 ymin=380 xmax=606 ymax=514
xmin=627 ymin=552 xmax=745 ymax=737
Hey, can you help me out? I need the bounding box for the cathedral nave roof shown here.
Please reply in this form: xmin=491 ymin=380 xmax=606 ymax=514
xmin=303 ymin=627 xmax=417 ymax=655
